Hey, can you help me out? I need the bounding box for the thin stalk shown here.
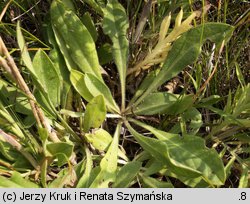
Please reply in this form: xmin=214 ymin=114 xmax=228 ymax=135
xmin=0 ymin=129 xmax=39 ymax=170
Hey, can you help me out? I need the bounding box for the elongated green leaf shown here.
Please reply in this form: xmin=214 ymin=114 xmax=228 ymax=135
xmin=90 ymin=123 xmax=120 ymax=187
xmin=47 ymin=22 xmax=72 ymax=109
xmin=83 ymin=95 xmax=106 ymax=132
xmin=239 ymin=165 xmax=249 ymax=188
xmin=81 ymin=12 xmax=98 ymax=42
xmin=132 ymin=23 xmax=234 ymax=107
xmin=81 ymin=0 xmax=104 ymax=16
xmin=46 ymin=142 xmax=73 ymax=167
xmin=17 ymin=23 xmax=59 ymax=111
xmin=112 ymin=161 xmax=141 ymax=188
xmin=103 ymin=0 xmax=129 ymax=110
xmin=133 ymin=92 xmax=178 ymax=115
xmin=85 ymin=128 xmax=128 ymax=161
xmin=33 ymin=49 xmax=60 ymax=107
xmin=60 ymin=0 xmax=75 ymax=11
xmin=126 ymin=121 xmax=226 ymax=186
xmin=16 ymin=21 xmax=35 ymax=76
xmin=84 ymin=73 xmax=120 ymax=113
xmin=144 ymin=159 xmax=166 ymax=176
xmin=70 ymin=69 xmax=93 ymax=102
xmin=168 ymin=94 xmax=194 ymax=115
xmin=76 ymin=147 xmax=93 ymax=188
xmin=0 ymin=172 xmax=39 ymax=188
xmin=0 ymin=176 xmax=23 ymax=188
xmin=126 ymin=122 xmax=200 ymax=178
xmin=50 ymin=0 xmax=102 ymax=79
xmin=140 ymin=175 xmax=173 ymax=188
xmin=235 ymin=62 xmax=246 ymax=88
xmin=10 ymin=172 xmax=39 ymax=188
xmin=128 ymin=70 xmax=160 ymax=107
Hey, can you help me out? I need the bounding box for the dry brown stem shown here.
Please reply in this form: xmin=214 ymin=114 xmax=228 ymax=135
xmin=0 ymin=37 xmax=60 ymax=142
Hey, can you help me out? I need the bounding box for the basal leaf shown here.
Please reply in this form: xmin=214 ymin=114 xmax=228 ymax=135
xmin=76 ymin=147 xmax=93 ymax=188
xmin=10 ymin=172 xmax=39 ymax=188
xmin=70 ymin=69 xmax=93 ymax=102
xmin=85 ymin=129 xmax=113 ymax=151
xmin=133 ymin=92 xmax=178 ymax=115
xmin=140 ymin=174 xmax=173 ymax=188
xmin=181 ymin=107 xmax=202 ymax=134
xmin=81 ymin=0 xmax=104 ymax=16
xmin=84 ymin=73 xmax=120 ymax=113
xmin=16 ymin=21 xmax=36 ymax=76
xmin=81 ymin=12 xmax=98 ymax=42
xmin=85 ymin=128 xmax=128 ymax=161
xmin=90 ymin=123 xmax=120 ymax=187
xmin=132 ymin=23 xmax=234 ymax=107
xmin=46 ymin=142 xmax=73 ymax=167
xmin=126 ymin=122 xmax=199 ymax=178
xmin=0 ymin=172 xmax=39 ymax=188
xmin=50 ymin=0 xmax=102 ymax=79
xmin=126 ymin=120 xmax=226 ymax=186
xmin=103 ymin=0 xmax=129 ymax=110
xmin=83 ymin=95 xmax=106 ymax=132
xmin=33 ymin=49 xmax=61 ymax=107
xmin=127 ymin=69 xmax=160 ymax=107
xmin=112 ymin=161 xmax=141 ymax=188
xmin=238 ymin=165 xmax=249 ymax=188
